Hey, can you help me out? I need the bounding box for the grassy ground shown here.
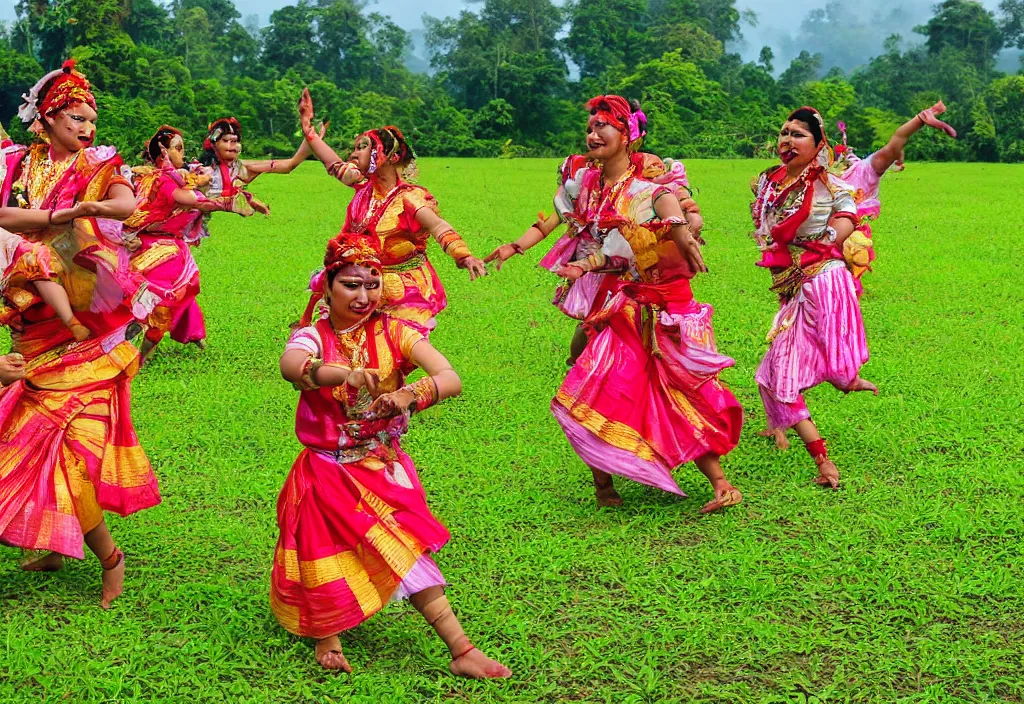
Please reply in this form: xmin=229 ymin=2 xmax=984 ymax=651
xmin=2 ymin=158 xmax=1023 ymax=703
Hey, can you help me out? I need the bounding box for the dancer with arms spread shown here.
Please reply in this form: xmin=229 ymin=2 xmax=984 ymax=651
xmin=126 ymin=125 xmax=259 ymax=358
xmin=498 ymin=96 xmax=743 ymax=511
xmin=271 ymin=233 xmax=511 ymax=678
xmin=297 ymin=87 xmax=486 ymax=335
xmin=486 ymin=114 xmax=702 ymax=365
xmin=0 ymin=61 xmax=160 ymax=607
xmin=759 ymin=102 xmax=957 ymax=450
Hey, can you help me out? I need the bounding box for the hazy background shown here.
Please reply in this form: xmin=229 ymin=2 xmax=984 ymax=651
xmin=2 ymin=0 xmax=1016 ymax=74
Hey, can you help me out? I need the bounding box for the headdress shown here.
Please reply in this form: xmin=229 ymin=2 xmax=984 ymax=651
xmin=361 ymin=125 xmax=412 ymax=176
xmin=586 ymin=95 xmax=647 ymax=151
xmin=18 ymin=59 xmax=97 ymax=131
xmin=203 ymin=117 xmax=242 ymax=151
xmin=298 ymin=233 xmax=383 ymax=326
xmin=324 ymin=232 xmax=382 ymax=275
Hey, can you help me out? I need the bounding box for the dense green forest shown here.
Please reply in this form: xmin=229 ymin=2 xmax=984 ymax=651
xmin=3 ymin=0 xmax=1024 ymax=161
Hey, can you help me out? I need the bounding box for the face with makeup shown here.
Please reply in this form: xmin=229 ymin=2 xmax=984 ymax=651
xmin=214 ymin=131 xmax=241 ymax=163
xmin=327 ymin=263 xmax=382 ymax=325
xmin=777 ymin=119 xmax=821 ymax=171
xmin=348 ymin=134 xmax=374 ymax=174
xmin=585 ymin=116 xmax=627 ymax=161
xmin=44 ymin=102 xmax=97 ymax=153
xmin=164 ymin=134 xmax=186 ymax=168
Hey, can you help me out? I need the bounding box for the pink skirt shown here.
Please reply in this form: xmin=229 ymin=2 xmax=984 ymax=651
xmin=756 ymin=262 xmax=869 ymax=430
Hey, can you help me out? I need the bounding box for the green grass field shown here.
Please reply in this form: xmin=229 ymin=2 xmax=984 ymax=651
xmin=2 ymin=159 xmax=1024 ymax=703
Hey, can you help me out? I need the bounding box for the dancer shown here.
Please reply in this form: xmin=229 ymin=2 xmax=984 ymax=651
xmin=197 ymin=116 xmax=313 ymax=213
xmin=0 ymin=60 xmax=160 ymax=607
xmin=297 ymin=87 xmax=486 ymax=335
xmin=126 ymin=125 xmax=257 ymax=358
xmin=486 ymin=133 xmax=701 ymax=366
xmin=503 ymin=96 xmax=743 ymax=510
xmin=758 ymin=102 xmax=957 ymax=450
xmin=271 ymin=232 xmax=511 ymax=678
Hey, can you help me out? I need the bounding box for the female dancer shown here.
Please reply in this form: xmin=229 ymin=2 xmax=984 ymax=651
xmin=756 ymin=103 xmax=956 ymax=452
xmin=296 ymin=87 xmax=486 ymax=335
xmin=485 ymin=122 xmax=701 ymax=365
xmin=126 ymin=125 xmax=261 ymax=358
xmin=0 ymin=60 xmax=160 ymax=607
xmin=503 ymin=95 xmax=743 ymax=510
xmin=198 ymin=116 xmax=313 ymax=214
xmin=271 ymin=232 xmax=511 ymax=678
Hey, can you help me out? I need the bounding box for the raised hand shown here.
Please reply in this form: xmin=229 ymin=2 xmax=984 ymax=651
xmin=917 ymin=101 xmax=957 ymax=139
xmin=298 ymin=87 xmax=315 ymax=131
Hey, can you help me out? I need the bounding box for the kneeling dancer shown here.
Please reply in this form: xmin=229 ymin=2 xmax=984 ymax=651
xmin=271 ymin=233 xmax=511 ymax=678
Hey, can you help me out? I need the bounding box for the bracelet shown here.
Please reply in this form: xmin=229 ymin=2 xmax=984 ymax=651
xmin=509 ymin=243 xmax=525 ymax=255
xmin=401 ymin=376 xmax=438 ymax=413
xmin=269 ymin=160 xmax=277 ymax=170
xmin=305 ymin=129 xmax=318 ymax=143
xmin=47 ymin=209 xmax=55 ymax=225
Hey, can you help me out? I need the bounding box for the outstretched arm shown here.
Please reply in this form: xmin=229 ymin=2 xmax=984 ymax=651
xmin=870 ymin=100 xmax=957 ymax=176
xmin=416 ymin=206 xmax=486 ymax=281
xmin=484 ymin=211 xmax=562 ymax=271
xmin=243 ymin=126 xmax=324 ymax=179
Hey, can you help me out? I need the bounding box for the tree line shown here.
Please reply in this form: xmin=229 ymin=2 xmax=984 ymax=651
xmin=3 ymin=0 xmax=1024 ymax=162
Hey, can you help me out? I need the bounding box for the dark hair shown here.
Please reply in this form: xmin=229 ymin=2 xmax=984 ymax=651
xmin=201 ymin=118 xmax=241 ymax=166
xmin=377 ymin=127 xmax=414 ymax=168
xmin=787 ymin=108 xmax=823 ymax=145
xmin=146 ymin=127 xmax=180 ymax=163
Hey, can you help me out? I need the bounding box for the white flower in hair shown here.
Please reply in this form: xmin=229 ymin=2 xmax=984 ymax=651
xmin=18 ymin=68 xmax=64 ymax=125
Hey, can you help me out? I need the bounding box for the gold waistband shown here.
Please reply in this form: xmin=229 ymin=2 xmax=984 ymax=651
xmin=383 ymin=253 xmax=427 ymax=273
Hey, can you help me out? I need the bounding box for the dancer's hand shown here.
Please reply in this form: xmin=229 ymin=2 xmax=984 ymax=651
xmin=345 ymin=368 xmax=378 ymax=396
xmin=555 ymin=264 xmax=584 ymax=281
xmin=674 ymin=228 xmax=708 ymax=274
xmin=298 ymin=87 xmax=315 ymax=132
xmin=368 ymin=388 xmax=415 ymax=418
xmin=484 ymin=244 xmax=520 ymax=271
xmin=74 ymin=201 xmax=104 ymax=217
xmin=918 ymin=101 xmax=957 ymax=138
xmin=459 ymin=256 xmax=487 ymax=281
xmin=0 ymin=353 xmax=26 ymax=386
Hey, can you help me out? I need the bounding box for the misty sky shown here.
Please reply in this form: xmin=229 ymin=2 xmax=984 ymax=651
xmin=2 ymin=0 xmax=1010 ymax=69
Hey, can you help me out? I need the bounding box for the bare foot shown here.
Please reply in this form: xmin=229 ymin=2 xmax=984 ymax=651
xmin=315 ymin=636 xmax=352 ymax=673
xmin=699 ymin=484 xmax=743 ymax=514
xmin=814 ymin=460 xmax=840 ymax=490
xmin=450 ymin=647 xmax=512 ymax=679
xmin=21 ymin=551 xmax=63 ymax=572
xmin=758 ymin=427 xmax=790 ymax=450
xmin=192 ymin=339 xmax=207 ymax=351
xmin=101 ymin=555 xmax=125 ymax=609
xmin=839 ymin=377 xmax=878 ymax=395
xmin=594 ymin=482 xmax=623 ymax=508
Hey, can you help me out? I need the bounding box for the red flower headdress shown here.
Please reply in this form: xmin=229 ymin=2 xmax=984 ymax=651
xmin=587 ymin=95 xmax=647 ymax=151
xmin=19 ymin=59 xmax=96 ymax=131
